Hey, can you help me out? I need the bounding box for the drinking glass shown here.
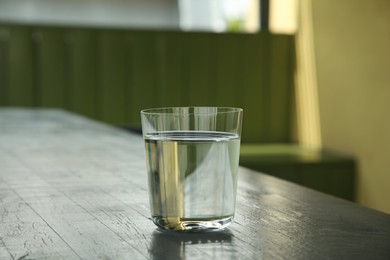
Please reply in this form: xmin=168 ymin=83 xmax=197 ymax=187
xmin=141 ymin=107 xmax=243 ymax=231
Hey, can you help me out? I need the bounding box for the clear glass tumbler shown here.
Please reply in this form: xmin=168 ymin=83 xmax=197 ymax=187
xmin=141 ymin=107 xmax=243 ymax=231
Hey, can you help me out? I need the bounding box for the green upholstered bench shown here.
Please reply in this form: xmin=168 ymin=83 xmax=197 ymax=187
xmin=240 ymin=144 xmax=356 ymax=201
xmin=0 ymin=24 xmax=356 ymax=201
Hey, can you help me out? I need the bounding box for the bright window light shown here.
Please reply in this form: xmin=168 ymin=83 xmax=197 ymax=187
xmin=269 ymin=0 xmax=298 ymax=34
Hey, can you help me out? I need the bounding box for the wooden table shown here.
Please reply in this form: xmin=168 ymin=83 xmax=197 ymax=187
xmin=1 ymin=108 xmax=389 ymax=259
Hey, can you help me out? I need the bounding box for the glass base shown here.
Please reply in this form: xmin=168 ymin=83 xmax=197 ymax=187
xmin=152 ymin=215 xmax=233 ymax=232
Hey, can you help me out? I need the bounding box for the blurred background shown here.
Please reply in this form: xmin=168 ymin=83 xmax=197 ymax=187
xmin=0 ymin=0 xmax=389 ymax=214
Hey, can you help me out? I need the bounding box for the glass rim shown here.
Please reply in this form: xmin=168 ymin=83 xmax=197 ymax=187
xmin=141 ymin=106 xmax=243 ymax=116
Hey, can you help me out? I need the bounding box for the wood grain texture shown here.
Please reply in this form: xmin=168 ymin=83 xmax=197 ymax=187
xmin=0 ymin=109 xmax=389 ymax=259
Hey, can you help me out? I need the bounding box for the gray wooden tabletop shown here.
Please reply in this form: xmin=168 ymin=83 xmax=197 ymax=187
xmin=1 ymin=108 xmax=390 ymax=260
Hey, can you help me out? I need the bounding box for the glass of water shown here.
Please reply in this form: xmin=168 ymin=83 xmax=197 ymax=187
xmin=141 ymin=107 xmax=243 ymax=232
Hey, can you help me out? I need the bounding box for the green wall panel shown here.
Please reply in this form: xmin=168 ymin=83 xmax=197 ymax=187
xmin=239 ymin=33 xmax=269 ymax=143
xmin=97 ymin=30 xmax=126 ymax=124
xmin=158 ymin=32 xmax=185 ymax=107
xmin=67 ymin=29 xmax=98 ymax=119
xmin=214 ymin=34 xmax=241 ymax=108
xmin=0 ymin=24 xmax=295 ymax=143
xmin=267 ymin=35 xmax=294 ymax=142
xmin=184 ymin=33 xmax=215 ymax=106
xmin=0 ymin=27 xmax=9 ymax=105
xmin=128 ymin=31 xmax=159 ymax=126
xmin=8 ymin=27 xmax=34 ymax=106
xmin=37 ymin=28 xmax=66 ymax=108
